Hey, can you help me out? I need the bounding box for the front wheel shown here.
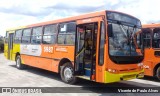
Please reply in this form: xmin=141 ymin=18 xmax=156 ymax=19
xmin=156 ymin=66 xmax=160 ymax=80
xmin=16 ymin=55 xmax=26 ymax=69
xmin=60 ymin=62 xmax=77 ymax=84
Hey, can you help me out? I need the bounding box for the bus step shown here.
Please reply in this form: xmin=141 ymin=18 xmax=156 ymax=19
xmin=76 ymin=75 xmax=90 ymax=80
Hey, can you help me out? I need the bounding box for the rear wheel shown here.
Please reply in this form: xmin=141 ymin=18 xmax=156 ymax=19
xmin=156 ymin=66 xmax=160 ymax=80
xmin=60 ymin=62 xmax=77 ymax=84
xmin=16 ymin=55 xmax=26 ymax=69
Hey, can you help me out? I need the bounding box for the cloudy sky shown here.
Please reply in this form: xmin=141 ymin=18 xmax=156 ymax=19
xmin=0 ymin=0 xmax=160 ymax=36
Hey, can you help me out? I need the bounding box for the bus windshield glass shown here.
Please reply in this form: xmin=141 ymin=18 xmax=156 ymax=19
xmin=107 ymin=11 xmax=143 ymax=64
xmin=109 ymin=23 xmax=142 ymax=56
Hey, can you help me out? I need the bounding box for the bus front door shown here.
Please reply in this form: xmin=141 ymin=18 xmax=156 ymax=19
xmin=75 ymin=22 xmax=98 ymax=80
xmin=8 ymin=33 xmax=14 ymax=60
xmin=75 ymin=17 xmax=106 ymax=82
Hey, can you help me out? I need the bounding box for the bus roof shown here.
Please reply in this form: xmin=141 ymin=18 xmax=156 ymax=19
xmin=143 ymin=23 xmax=160 ymax=28
xmin=27 ymin=10 xmax=106 ymax=27
xmin=6 ymin=26 xmax=26 ymax=31
xmin=27 ymin=10 xmax=140 ymax=27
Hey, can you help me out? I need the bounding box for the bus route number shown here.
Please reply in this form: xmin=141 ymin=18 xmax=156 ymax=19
xmin=44 ymin=47 xmax=53 ymax=53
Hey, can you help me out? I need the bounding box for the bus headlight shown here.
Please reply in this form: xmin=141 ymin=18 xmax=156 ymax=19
xmin=138 ymin=63 xmax=143 ymax=69
xmin=108 ymin=69 xmax=117 ymax=73
xmin=138 ymin=63 xmax=143 ymax=66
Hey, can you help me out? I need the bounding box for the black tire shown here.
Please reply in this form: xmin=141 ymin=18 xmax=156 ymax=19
xmin=156 ymin=66 xmax=160 ymax=80
xmin=60 ymin=62 xmax=77 ymax=84
xmin=16 ymin=55 xmax=26 ymax=69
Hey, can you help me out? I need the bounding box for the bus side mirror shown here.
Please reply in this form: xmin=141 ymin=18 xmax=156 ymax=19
xmin=108 ymin=24 xmax=113 ymax=37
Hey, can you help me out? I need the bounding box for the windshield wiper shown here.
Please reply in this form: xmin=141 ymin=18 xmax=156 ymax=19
xmin=129 ymin=26 xmax=137 ymax=55
xmin=119 ymin=23 xmax=137 ymax=56
xmin=120 ymin=25 xmax=128 ymax=38
xmin=119 ymin=24 xmax=130 ymax=45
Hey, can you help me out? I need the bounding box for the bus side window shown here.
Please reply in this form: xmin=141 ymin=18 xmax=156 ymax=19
xmin=22 ymin=28 xmax=31 ymax=43
xmin=153 ymin=28 xmax=160 ymax=48
xmin=142 ymin=28 xmax=151 ymax=48
xmin=143 ymin=32 xmax=151 ymax=48
xmin=5 ymin=32 xmax=9 ymax=43
xmin=14 ymin=29 xmax=22 ymax=43
xmin=31 ymin=27 xmax=42 ymax=44
xmin=99 ymin=21 xmax=105 ymax=65
xmin=58 ymin=22 xmax=76 ymax=45
xmin=42 ymin=24 xmax=57 ymax=44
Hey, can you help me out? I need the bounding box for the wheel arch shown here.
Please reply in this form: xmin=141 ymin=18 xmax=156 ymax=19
xmin=58 ymin=58 xmax=73 ymax=73
xmin=15 ymin=52 xmax=20 ymax=61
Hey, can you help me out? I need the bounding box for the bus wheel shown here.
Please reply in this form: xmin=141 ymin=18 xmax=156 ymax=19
xmin=60 ymin=62 xmax=77 ymax=84
xmin=16 ymin=55 xmax=26 ymax=69
xmin=156 ymin=66 xmax=160 ymax=80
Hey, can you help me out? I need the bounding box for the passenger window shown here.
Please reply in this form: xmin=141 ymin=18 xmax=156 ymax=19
xmin=31 ymin=27 xmax=42 ymax=44
xmin=14 ymin=29 xmax=22 ymax=43
xmin=42 ymin=25 xmax=57 ymax=44
xmin=142 ymin=28 xmax=151 ymax=48
xmin=153 ymin=28 xmax=160 ymax=48
xmin=58 ymin=22 xmax=76 ymax=44
xmin=22 ymin=28 xmax=31 ymax=43
xmin=99 ymin=22 xmax=105 ymax=65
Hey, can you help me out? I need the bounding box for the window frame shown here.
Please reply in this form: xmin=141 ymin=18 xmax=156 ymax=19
xmin=57 ymin=21 xmax=76 ymax=45
xmin=98 ymin=21 xmax=105 ymax=66
xmin=31 ymin=26 xmax=43 ymax=44
xmin=21 ymin=28 xmax=32 ymax=44
xmin=152 ymin=28 xmax=160 ymax=48
xmin=14 ymin=29 xmax=23 ymax=43
xmin=143 ymin=31 xmax=152 ymax=48
xmin=42 ymin=24 xmax=58 ymax=45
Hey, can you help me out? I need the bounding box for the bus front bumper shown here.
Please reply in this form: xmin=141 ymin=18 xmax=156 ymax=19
xmin=104 ymin=69 xmax=144 ymax=83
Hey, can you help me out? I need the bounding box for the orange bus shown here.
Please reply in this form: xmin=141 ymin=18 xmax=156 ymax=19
xmin=4 ymin=10 xmax=144 ymax=84
xmin=142 ymin=23 xmax=160 ymax=80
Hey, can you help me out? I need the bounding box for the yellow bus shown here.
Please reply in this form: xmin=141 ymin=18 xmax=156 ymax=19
xmin=4 ymin=10 xmax=144 ymax=84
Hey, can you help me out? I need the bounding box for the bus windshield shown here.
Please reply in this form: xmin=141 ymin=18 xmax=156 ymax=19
xmin=109 ymin=23 xmax=142 ymax=56
xmin=107 ymin=11 xmax=143 ymax=64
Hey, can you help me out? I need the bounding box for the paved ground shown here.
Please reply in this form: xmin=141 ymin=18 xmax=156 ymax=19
xmin=0 ymin=52 xmax=160 ymax=96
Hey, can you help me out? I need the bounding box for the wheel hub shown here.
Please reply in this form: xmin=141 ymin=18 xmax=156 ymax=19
xmin=64 ymin=67 xmax=73 ymax=81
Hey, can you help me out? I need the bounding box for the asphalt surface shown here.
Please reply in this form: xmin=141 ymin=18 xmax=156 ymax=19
xmin=0 ymin=51 xmax=160 ymax=96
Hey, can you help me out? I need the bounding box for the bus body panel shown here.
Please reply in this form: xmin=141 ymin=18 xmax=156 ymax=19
xmin=4 ymin=44 xmax=8 ymax=58
xmin=104 ymin=69 xmax=144 ymax=83
xmin=143 ymin=48 xmax=154 ymax=76
xmin=19 ymin=44 xmax=75 ymax=72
